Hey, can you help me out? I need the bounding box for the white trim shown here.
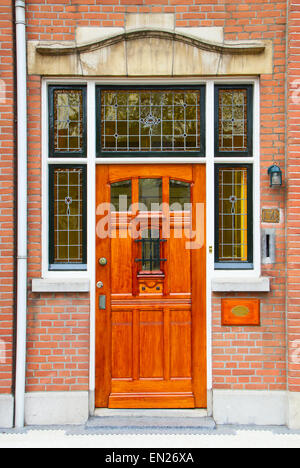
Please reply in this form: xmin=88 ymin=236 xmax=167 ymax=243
xmin=211 ymin=77 xmax=261 ymax=280
xmin=206 ymin=80 xmax=214 ymax=391
xmin=32 ymin=278 xmax=90 ymax=292
xmin=212 ymin=276 xmax=270 ymax=292
xmin=87 ymin=81 xmax=96 ymax=395
xmin=41 ymin=76 xmax=262 ymax=412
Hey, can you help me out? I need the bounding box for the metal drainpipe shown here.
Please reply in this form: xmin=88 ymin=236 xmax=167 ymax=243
xmin=14 ymin=0 xmax=27 ymax=428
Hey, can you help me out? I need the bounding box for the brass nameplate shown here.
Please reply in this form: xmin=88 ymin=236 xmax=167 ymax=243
xmin=262 ymin=208 xmax=280 ymax=224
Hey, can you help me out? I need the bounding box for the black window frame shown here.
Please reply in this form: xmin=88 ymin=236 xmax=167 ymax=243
xmin=214 ymin=84 xmax=253 ymax=158
xmin=96 ymin=85 xmax=206 ymax=158
xmin=214 ymin=164 xmax=253 ymax=270
xmin=48 ymin=164 xmax=87 ymax=271
xmin=48 ymin=85 xmax=87 ymax=159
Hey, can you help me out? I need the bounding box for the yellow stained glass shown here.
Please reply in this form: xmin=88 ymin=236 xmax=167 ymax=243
xmin=218 ymin=167 xmax=248 ymax=262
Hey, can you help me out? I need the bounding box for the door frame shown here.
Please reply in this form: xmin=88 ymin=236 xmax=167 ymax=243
xmin=41 ymin=77 xmax=261 ymax=414
xmin=95 ymin=164 xmax=207 ymax=408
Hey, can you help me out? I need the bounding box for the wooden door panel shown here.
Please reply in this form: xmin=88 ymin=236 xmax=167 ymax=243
xmin=169 ymin=235 xmax=191 ymax=294
xmin=95 ymin=164 xmax=206 ymax=409
xmin=139 ymin=310 xmax=164 ymax=379
xmin=111 ymin=311 xmax=133 ymax=379
xmin=170 ymin=309 xmax=192 ymax=379
xmin=111 ymin=235 xmax=132 ymax=295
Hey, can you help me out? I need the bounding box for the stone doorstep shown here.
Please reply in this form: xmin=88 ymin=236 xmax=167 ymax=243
xmin=87 ymin=409 xmax=216 ymax=429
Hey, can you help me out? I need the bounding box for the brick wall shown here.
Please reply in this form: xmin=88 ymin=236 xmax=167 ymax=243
xmin=0 ymin=0 xmax=15 ymax=396
xmin=23 ymin=1 xmax=289 ymax=393
xmin=287 ymin=0 xmax=300 ymax=393
xmin=25 ymin=0 xmax=226 ymax=43
xmin=211 ymin=1 xmax=288 ymax=391
xmin=26 ymin=73 xmax=91 ymax=392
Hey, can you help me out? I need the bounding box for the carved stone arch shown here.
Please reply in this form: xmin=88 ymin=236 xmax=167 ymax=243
xmin=28 ymin=27 xmax=273 ymax=76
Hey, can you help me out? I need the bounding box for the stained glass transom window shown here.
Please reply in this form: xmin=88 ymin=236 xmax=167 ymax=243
xmin=52 ymin=167 xmax=84 ymax=264
xmin=218 ymin=167 xmax=248 ymax=262
xmin=218 ymin=89 xmax=248 ymax=153
xmin=100 ymin=90 xmax=202 ymax=153
xmin=53 ymin=89 xmax=84 ymax=153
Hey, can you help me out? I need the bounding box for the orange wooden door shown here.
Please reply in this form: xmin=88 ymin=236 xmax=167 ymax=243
xmin=95 ymin=164 xmax=206 ymax=408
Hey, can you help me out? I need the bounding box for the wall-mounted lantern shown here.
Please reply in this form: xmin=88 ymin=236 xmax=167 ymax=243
xmin=268 ymin=164 xmax=282 ymax=188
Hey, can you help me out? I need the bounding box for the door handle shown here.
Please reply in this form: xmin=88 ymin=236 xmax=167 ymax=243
xmin=98 ymin=294 xmax=106 ymax=310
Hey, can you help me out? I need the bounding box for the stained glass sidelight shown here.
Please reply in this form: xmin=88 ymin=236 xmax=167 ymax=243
xmin=218 ymin=88 xmax=248 ymax=153
xmin=53 ymin=89 xmax=84 ymax=154
xmin=52 ymin=167 xmax=85 ymax=265
xmin=100 ymin=90 xmax=202 ymax=153
xmin=218 ymin=167 xmax=248 ymax=262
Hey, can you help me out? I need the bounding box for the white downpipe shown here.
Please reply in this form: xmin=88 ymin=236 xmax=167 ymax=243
xmin=15 ymin=0 xmax=27 ymax=428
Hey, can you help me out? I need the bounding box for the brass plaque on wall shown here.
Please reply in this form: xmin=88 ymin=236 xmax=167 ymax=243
xmin=222 ymin=299 xmax=260 ymax=326
xmin=262 ymin=208 xmax=280 ymax=224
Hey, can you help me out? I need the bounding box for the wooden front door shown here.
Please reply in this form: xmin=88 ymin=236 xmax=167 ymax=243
xmin=95 ymin=164 xmax=206 ymax=408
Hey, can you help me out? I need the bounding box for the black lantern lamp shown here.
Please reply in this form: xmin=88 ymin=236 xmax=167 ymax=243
xmin=268 ymin=164 xmax=282 ymax=188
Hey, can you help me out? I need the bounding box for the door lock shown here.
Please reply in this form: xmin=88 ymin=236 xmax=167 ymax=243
xmin=96 ymin=281 xmax=104 ymax=289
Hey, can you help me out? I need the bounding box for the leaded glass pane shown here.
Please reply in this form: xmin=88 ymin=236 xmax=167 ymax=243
xmin=54 ymin=89 xmax=83 ymax=153
xmin=111 ymin=180 xmax=132 ymax=211
xmin=53 ymin=167 xmax=83 ymax=263
xmin=100 ymin=90 xmax=201 ymax=152
xmin=139 ymin=179 xmax=162 ymax=211
xmin=218 ymin=89 xmax=248 ymax=153
xmin=169 ymin=180 xmax=191 ymax=211
xmin=141 ymin=229 xmax=161 ymax=272
xmin=218 ymin=167 xmax=248 ymax=262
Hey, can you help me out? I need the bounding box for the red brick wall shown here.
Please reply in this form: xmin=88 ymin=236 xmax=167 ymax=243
xmin=287 ymin=0 xmax=300 ymax=393
xmin=212 ymin=1 xmax=288 ymax=391
xmin=21 ymin=1 xmax=291 ymax=394
xmin=26 ymin=292 xmax=89 ymax=392
xmin=26 ymin=73 xmax=91 ymax=392
xmin=0 ymin=0 xmax=15 ymax=395
xmin=25 ymin=0 xmax=226 ymax=43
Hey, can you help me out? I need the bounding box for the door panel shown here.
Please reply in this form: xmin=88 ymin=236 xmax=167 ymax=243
xmin=95 ymin=164 xmax=206 ymax=408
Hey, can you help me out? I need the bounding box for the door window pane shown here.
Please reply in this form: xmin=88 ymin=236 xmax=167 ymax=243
xmin=111 ymin=180 xmax=132 ymax=211
xmin=169 ymin=179 xmax=191 ymax=211
xmin=139 ymin=179 xmax=162 ymax=211
xmin=141 ymin=229 xmax=161 ymax=272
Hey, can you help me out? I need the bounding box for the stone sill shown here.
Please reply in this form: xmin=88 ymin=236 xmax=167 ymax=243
xmin=32 ymin=278 xmax=90 ymax=293
xmin=212 ymin=276 xmax=270 ymax=293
